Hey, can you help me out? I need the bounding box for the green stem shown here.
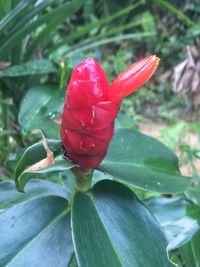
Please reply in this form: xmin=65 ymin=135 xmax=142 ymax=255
xmin=72 ymin=167 xmax=93 ymax=192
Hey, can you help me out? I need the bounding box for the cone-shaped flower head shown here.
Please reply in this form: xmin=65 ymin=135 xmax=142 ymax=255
xmin=61 ymin=55 xmax=160 ymax=169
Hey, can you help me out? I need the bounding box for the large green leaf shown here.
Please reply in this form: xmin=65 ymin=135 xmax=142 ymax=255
xmin=14 ymin=138 xmax=75 ymax=191
xmin=72 ymin=180 xmax=174 ymax=267
xmin=0 ymin=179 xmax=73 ymax=267
xmin=18 ymin=84 xmax=65 ymax=138
xmin=15 ymin=139 xmax=62 ymax=179
xmin=1 ymin=59 xmax=57 ymax=77
xmin=145 ymin=197 xmax=200 ymax=251
xmin=16 ymin=157 xmax=75 ymax=192
xmin=98 ymin=129 xmax=191 ymax=193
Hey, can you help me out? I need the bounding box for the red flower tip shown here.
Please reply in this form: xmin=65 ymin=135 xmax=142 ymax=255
xmin=108 ymin=55 xmax=160 ymax=102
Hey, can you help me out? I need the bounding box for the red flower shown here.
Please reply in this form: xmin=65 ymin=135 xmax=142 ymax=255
xmin=61 ymin=55 xmax=160 ymax=169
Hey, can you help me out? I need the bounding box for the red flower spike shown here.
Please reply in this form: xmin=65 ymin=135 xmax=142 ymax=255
xmin=61 ymin=55 xmax=159 ymax=170
xmin=61 ymin=57 xmax=120 ymax=169
xmin=108 ymin=55 xmax=160 ymax=102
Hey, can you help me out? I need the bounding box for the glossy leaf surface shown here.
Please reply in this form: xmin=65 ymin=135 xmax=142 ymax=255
xmin=0 ymin=180 xmax=73 ymax=267
xmin=15 ymin=139 xmax=62 ymax=179
xmin=19 ymin=85 xmax=65 ymax=138
xmin=16 ymin=157 xmax=75 ymax=192
xmin=15 ymin=139 xmax=75 ymax=191
xmin=1 ymin=59 xmax=57 ymax=77
xmin=98 ymin=129 xmax=191 ymax=193
xmin=146 ymin=196 xmax=200 ymax=250
xmin=72 ymin=180 xmax=174 ymax=267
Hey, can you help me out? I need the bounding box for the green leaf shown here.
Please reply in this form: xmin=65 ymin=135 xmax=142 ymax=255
xmin=16 ymin=157 xmax=75 ymax=192
xmin=1 ymin=59 xmax=57 ymax=77
xmin=64 ymin=32 xmax=155 ymax=57
xmin=178 ymin=231 xmax=200 ymax=267
xmin=26 ymin=0 xmax=85 ymax=59
xmin=154 ymin=0 xmax=199 ymax=28
xmin=14 ymin=138 xmax=75 ymax=191
xmin=0 ymin=0 xmax=35 ymax=33
xmin=142 ymin=12 xmax=156 ymax=35
xmin=0 ymin=0 xmax=54 ymax=55
xmin=51 ymin=2 xmax=143 ymax=51
xmin=18 ymin=84 xmax=65 ymax=138
xmin=98 ymin=129 xmax=191 ymax=194
xmin=72 ymin=180 xmax=174 ymax=267
xmin=0 ymin=180 xmax=74 ymax=267
xmin=15 ymin=139 xmax=62 ymax=179
xmin=0 ymin=0 xmax=84 ymax=56
xmin=185 ymin=182 xmax=200 ymax=206
xmin=145 ymin=196 xmax=200 ymax=250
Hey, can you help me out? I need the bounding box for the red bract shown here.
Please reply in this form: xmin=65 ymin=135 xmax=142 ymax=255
xmin=61 ymin=55 xmax=159 ymax=169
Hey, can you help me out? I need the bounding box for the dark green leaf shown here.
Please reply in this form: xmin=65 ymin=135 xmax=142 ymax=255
xmin=98 ymin=129 xmax=191 ymax=193
xmin=185 ymin=179 xmax=200 ymax=206
xmin=18 ymin=85 xmax=65 ymax=138
xmin=0 ymin=180 xmax=73 ymax=267
xmin=0 ymin=0 xmax=35 ymax=33
xmin=1 ymin=59 xmax=57 ymax=77
xmin=51 ymin=3 xmax=142 ymax=51
xmin=16 ymin=157 xmax=75 ymax=192
xmin=0 ymin=0 xmax=83 ymax=55
xmin=72 ymin=180 xmax=174 ymax=267
xmin=145 ymin=197 xmax=200 ymax=250
xmin=0 ymin=179 xmax=69 ymax=208
xmin=15 ymin=139 xmax=62 ymax=179
xmin=26 ymin=0 xmax=85 ymax=59
xmin=14 ymin=138 xmax=75 ymax=192
xmin=65 ymin=32 xmax=155 ymax=56
xmin=178 ymin=231 xmax=200 ymax=267
xmin=154 ymin=0 xmax=198 ymax=27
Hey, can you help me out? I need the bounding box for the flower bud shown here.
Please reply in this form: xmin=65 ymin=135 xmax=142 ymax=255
xmin=61 ymin=55 xmax=159 ymax=169
xmin=61 ymin=57 xmax=119 ymax=169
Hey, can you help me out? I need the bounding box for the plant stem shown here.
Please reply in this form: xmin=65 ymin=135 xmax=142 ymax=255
xmin=72 ymin=167 xmax=93 ymax=192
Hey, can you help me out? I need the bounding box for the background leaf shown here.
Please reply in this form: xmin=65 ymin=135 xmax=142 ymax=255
xmin=1 ymin=59 xmax=57 ymax=77
xmin=145 ymin=196 xmax=200 ymax=251
xmin=98 ymin=128 xmax=191 ymax=193
xmin=18 ymin=85 xmax=65 ymax=138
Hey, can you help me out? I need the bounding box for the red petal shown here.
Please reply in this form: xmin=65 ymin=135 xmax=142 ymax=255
xmin=62 ymin=101 xmax=119 ymax=131
xmin=109 ymin=55 xmax=160 ymax=102
xmin=66 ymin=57 xmax=109 ymax=109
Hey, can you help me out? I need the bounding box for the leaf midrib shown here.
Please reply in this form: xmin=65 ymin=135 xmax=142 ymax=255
xmin=72 ymin=193 xmax=124 ymax=267
xmin=99 ymin=160 xmax=183 ymax=177
xmin=5 ymin=206 xmax=70 ymax=266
